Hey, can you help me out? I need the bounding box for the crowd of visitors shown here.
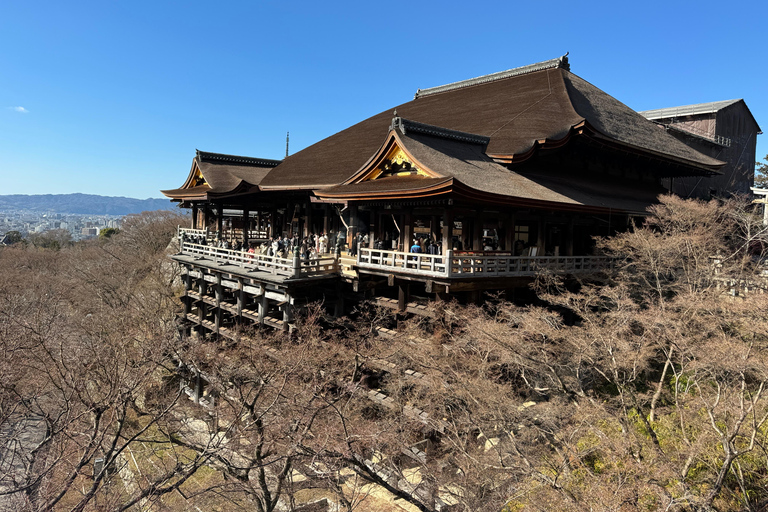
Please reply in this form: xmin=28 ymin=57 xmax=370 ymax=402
xmin=180 ymin=230 xmax=341 ymax=262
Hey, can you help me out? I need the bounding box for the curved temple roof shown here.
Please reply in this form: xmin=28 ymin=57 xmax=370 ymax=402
xmin=259 ymin=56 xmax=723 ymax=191
xmin=162 ymin=150 xmax=281 ymax=200
xmin=316 ymin=117 xmax=666 ymax=214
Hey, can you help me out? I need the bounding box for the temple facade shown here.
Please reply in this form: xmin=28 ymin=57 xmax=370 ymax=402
xmin=162 ymin=55 xmax=727 ymax=335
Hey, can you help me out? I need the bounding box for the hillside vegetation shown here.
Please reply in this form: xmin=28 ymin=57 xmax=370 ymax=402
xmin=1 ymin=197 xmax=768 ymax=512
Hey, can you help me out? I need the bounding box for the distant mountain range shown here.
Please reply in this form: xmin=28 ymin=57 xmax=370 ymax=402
xmin=0 ymin=194 xmax=174 ymax=215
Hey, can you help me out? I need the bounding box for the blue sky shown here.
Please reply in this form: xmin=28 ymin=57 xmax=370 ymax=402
xmin=2 ymin=0 xmax=766 ymax=199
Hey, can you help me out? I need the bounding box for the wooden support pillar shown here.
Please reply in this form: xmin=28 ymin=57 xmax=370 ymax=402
xmin=536 ymin=218 xmax=545 ymax=254
xmin=194 ymin=371 xmax=201 ymax=405
xmin=305 ymin=201 xmax=314 ymax=236
xmin=473 ymin=214 xmax=483 ymax=251
xmin=442 ymin=209 xmax=453 ymax=253
xmin=216 ymin=204 xmax=224 ymax=238
xmin=269 ymin=210 xmax=275 ymax=238
xmin=348 ymin=204 xmax=359 ymax=249
xmin=504 ymin=215 xmax=515 ymax=252
xmin=192 ymin=205 xmax=199 ymax=229
xmin=258 ymin=293 xmax=267 ymax=325
xmin=282 ymin=294 xmax=293 ymax=330
xmin=323 ymin=204 xmax=330 ymax=235
xmin=398 ymin=282 xmax=409 ymax=312
xmin=198 ymin=272 xmax=207 ymax=329
xmin=334 ymin=282 xmax=344 ymax=318
xmin=214 ymin=273 xmax=222 ymax=335
xmin=369 ymin=207 xmax=378 ymax=248
xmin=242 ymin=208 xmax=250 ymax=242
xmin=285 ymin=202 xmax=294 ymax=237
xmin=184 ymin=266 xmax=192 ymax=316
xmin=566 ymin=218 xmax=574 ymax=256
xmin=280 ymin=205 xmax=289 ymax=237
xmin=403 ymin=211 xmax=412 ymax=251
xmin=237 ymin=277 xmax=244 ymax=319
xmin=203 ymin=205 xmax=210 ymax=231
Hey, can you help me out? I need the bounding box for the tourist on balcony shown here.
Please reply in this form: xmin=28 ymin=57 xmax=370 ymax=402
xmin=411 ymin=239 xmax=422 ymax=253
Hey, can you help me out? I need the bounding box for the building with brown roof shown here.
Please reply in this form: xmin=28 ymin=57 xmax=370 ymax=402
xmin=639 ymin=99 xmax=761 ymax=199
xmin=162 ymin=55 xmax=730 ymax=333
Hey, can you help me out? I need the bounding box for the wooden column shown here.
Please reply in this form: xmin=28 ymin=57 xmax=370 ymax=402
xmin=403 ymin=210 xmax=412 ymax=251
xmin=184 ymin=265 xmax=192 ymax=316
xmin=323 ymin=204 xmax=330 ymax=235
xmin=348 ymin=204 xmax=359 ymax=248
xmin=566 ymin=218 xmax=574 ymax=256
xmin=216 ymin=204 xmax=224 ymax=238
xmin=192 ymin=205 xmax=199 ymax=229
xmin=536 ymin=217 xmax=545 ymax=254
xmin=369 ymin=207 xmax=378 ymax=248
xmin=504 ymin=215 xmax=515 ymax=252
xmin=198 ymin=271 xmax=207 ymax=329
xmin=430 ymin=215 xmax=439 ymax=241
xmin=282 ymin=294 xmax=293 ymax=331
xmin=258 ymin=292 xmax=267 ymax=325
xmin=304 ymin=201 xmax=313 ymax=236
xmin=203 ymin=205 xmax=210 ymax=231
xmin=442 ymin=209 xmax=453 ymax=253
xmin=237 ymin=277 xmax=244 ymax=319
xmin=285 ymin=202 xmax=293 ymax=237
xmin=242 ymin=208 xmax=250 ymax=242
xmin=472 ymin=214 xmax=483 ymax=251
xmin=214 ymin=273 xmax=222 ymax=335
xmin=398 ymin=282 xmax=409 ymax=312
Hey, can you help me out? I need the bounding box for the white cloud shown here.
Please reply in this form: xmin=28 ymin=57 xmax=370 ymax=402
xmin=8 ymin=106 xmax=29 ymax=113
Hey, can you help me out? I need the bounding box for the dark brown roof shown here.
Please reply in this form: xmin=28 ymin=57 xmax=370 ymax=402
xmin=260 ymin=59 xmax=723 ymax=190
xmin=319 ymin=124 xmax=663 ymax=214
xmin=162 ymin=151 xmax=281 ymax=200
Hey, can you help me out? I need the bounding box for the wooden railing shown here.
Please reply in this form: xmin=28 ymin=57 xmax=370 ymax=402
xmin=179 ymin=241 xmax=339 ymax=278
xmin=358 ymin=248 xmax=449 ymax=277
xmin=179 ymin=227 xmax=209 ymax=239
xmin=449 ymin=253 xmax=610 ymax=276
xmin=358 ymin=248 xmax=609 ymax=278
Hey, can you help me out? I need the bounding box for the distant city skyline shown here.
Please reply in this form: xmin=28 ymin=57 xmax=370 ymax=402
xmin=2 ymin=0 xmax=766 ymax=199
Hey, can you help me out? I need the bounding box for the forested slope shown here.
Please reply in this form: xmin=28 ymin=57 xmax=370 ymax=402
xmin=1 ymin=197 xmax=767 ymax=512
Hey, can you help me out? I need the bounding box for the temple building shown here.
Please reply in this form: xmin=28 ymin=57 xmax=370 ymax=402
xmin=162 ymin=55 xmax=737 ymax=336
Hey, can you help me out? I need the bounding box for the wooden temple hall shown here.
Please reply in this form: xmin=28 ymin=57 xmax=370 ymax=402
xmin=162 ymin=55 xmax=724 ymax=333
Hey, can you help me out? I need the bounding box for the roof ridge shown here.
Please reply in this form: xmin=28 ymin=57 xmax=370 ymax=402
xmin=414 ymin=54 xmax=570 ymax=99
xmin=196 ymin=149 xmax=282 ymax=167
xmin=638 ymin=99 xmax=742 ymax=119
xmin=391 ymin=117 xmax=490 ymax=146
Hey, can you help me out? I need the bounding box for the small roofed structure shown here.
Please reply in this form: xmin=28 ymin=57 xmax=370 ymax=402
xmin=164 ymin=55 xmax=737 ymax=334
